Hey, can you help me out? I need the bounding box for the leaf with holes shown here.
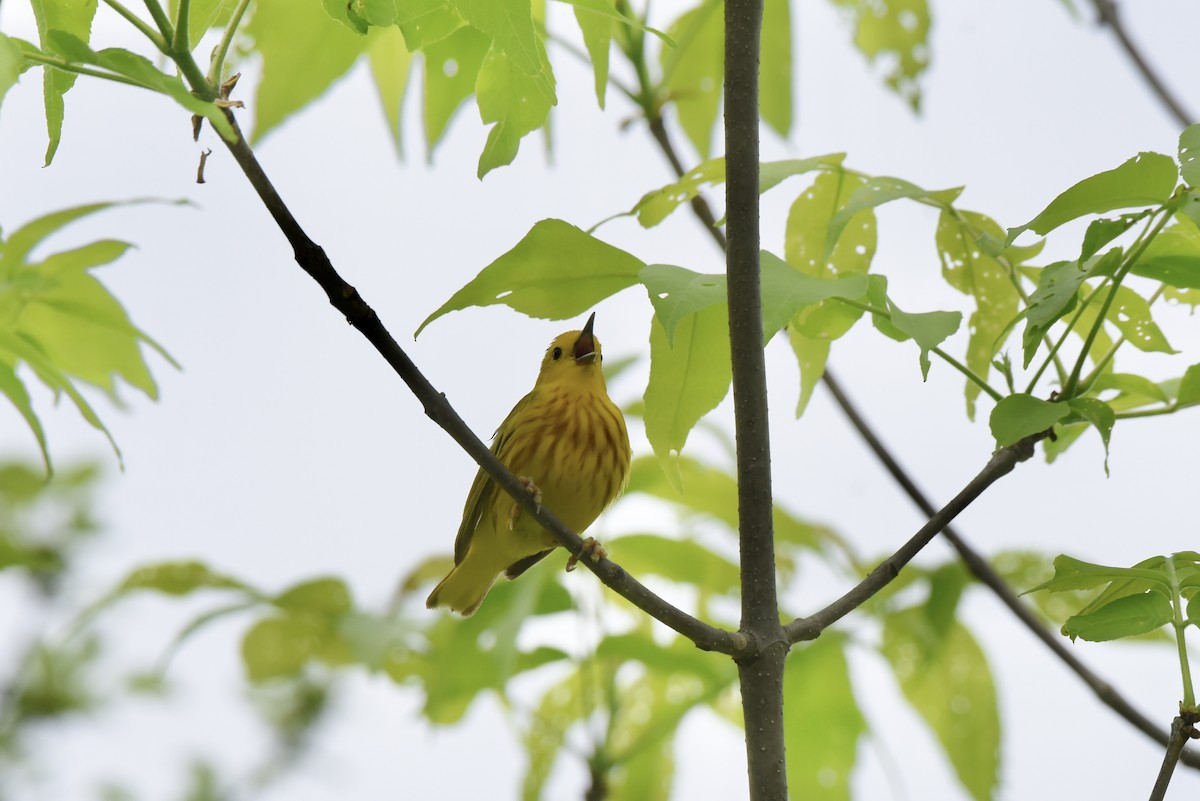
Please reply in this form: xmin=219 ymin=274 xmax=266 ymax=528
xmin=826 ymin=176 xmax=962 ymax=261
xmin=1066 ymin=397 xmax=1114 ymax=475
xmin=1180 ymin=123 xmax=1200 ymax=188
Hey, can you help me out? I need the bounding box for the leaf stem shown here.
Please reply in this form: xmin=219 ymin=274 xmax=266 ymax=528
xmin=206 ymin=0 xmax=252 ymax=85
xmin=18 ymin=51 xmax=150 ymax=89
xmin=140 ymin=0 xmax=176 ymax=43
xmin=1062 ymin=209 xmax=1173 ymax=398
xmin=1076 ymin=284 xmax=1167 ymax=395
xmin=173 ymin=0 xmax=191 ymax=52
xmin=836 ymin=297 xmax=1004 ymax=402
xmin=1166 ymin=557 xmax=1196 ymax=709
xmin=100 ymin=0 xmax=167 ymax=49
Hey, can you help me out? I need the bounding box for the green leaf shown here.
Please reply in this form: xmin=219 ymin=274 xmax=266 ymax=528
xmin=1066 ymin=397 xmax=1114 ymax=475
xmin=787 ymin=329 xmax=831 ymax=418
xmin=1091 ymin=372 xmax=1170 ymax=404
xmin=416 ymin=219 xmax=643 ymax=335
xmin=629 ymin=158 xmax=726 ymax=228
xmin=785 ymin=170 xmax=876 ymax=413
xmin=0 ymin=34 xmax=22 ymax=110
xmin=624 ymin=455 xmax=846 ymax=556
xmin=1178 ymin=363 xmax=1200 ymax=407
xmin=249 ymin=0 xmax=369 ymax=143
xmin=644 ymin=309 xmax=730 ymax=489
xmin=1008 ymin=152 xmax=1178 ymax=241
xmin=607 ymin=534 xmax=739 ymax=595
xmin=1180 ymin=123 xmax=1200 ymax=188
xmin=866 ymin=276 xmax=961 ymax=379
xmin=119 ymin=561 xmax=247 ymax=595
xmin=989 ymin=394 xmax=1069 ymax=447
xmin=831 ymin=0 xmax=930 ymax=110
xmin=759 ymin=0 xmax=792 ymax=138
xmin=45 ymin=34 xmax=235 ymax=141
xmin=1026 ymin=554 xmax=1168 ymax=594
xmin=274 ymin=577 xmax=353 ymax=615
xmin=242 ymin=615 xmax=330 ymax=681
xmin=882 ymin=613 xmax=999 ymax=801
xmin=397 ymin=0 xmax=465 ymax=49
xmin=661 ymin=0 xmax=723 ymax=158
xmin=29 ymin=0 xmax=98 ymax=164
xmin=759 ymin=252 xmax=869 ymax=344
xmin=367 ymin=25 xmax=414 ymax=157
xmin=784 ymin=635 xmax=866 ymax=801
xmin=1131 ymin=216 xmax=1200 ymax=289
xmin=1096 ymin=284 xmax=1176 ymax=354
xmin=827 ymin=176 xmax=962 ymax=260
xmin=1080 ymin=216 xmax=1138 ymax=261
xmin=936 ymin=211 xmax=1021 ymax=417
xmin=0 ymin=362 xmax=50 ymax=472
xmin=1062 ymin=592 xmax=1174 ymax=642
xmin=1020 ymin=249 xmax=1122 ymax=369
xmin=571 ymin=0 xmax=613 ymax=107
xmin=422 ymin=24 xmax=491 ymax=152
xmin=170 ymin=0 xmax=238 ymax=48
xmin=323 ymin=0 xmax=370 ymax=33
xmin=476 ymin=44 xmax=556 ymax=177
xmin=450 ymin=0 xmax=555 ymax=103
xmin=640 ymin=264 xmax=725 ymax=344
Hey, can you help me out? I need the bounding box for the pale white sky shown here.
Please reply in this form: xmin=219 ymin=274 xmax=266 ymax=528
xmin=2 ymin=1 xmax=1200 ymax=799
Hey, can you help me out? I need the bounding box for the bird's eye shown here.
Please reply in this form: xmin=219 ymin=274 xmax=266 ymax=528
xmin=552 ymin=347 xmax=563 ymax=360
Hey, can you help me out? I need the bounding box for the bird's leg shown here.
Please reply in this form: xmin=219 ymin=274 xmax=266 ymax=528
xmin=507 ymin=476 xmax=542 ymax=531
xmin=566 ymin=537 xmax=607 ymax=572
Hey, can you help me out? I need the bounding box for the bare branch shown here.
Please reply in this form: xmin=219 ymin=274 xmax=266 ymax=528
xmin=1090 ymin=0 xmax=1194 ymax=126
xmin=214 ymin=111 xmax=744 ymax=657
xmin=1150 ymin=714 xmax=1200 ymax=801
xmin=786 ymin=435 xmax=1041 ymax=643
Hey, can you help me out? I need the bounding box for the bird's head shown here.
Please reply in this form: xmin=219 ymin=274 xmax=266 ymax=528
xmin=536 ymin=312 xmax=606 ymax=388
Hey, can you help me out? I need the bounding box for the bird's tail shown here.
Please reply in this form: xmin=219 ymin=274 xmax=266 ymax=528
xmin=425 ymin=553 xmax=500 ymax=617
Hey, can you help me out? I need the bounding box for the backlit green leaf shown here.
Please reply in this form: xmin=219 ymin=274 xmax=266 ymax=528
xmin=571 ymin=0 xmax=613 ymax=107
xmin=661 ymin=0 xmax=723 ymax=158
xmin=1008 ymin=152 xmax=1178 ymax=241
xmin=397 ymin=0 xmax=464 ymax=49
xmin=759 ymin=252 xmax=869 ymax=343
xmin=827 ymin=176 xmax=961 ymax=260
xmin=607 ymin=534 xmax=739 ymax=595
xmin=832 ymin=0 xmax=930 ymax=110
xmin=416 ymin=219 xmax=643 ymax=335
xmin=1131 ymin=216 xmax=1200 ymax=289
xmin=476 ymin=44 xmax=555 ymax=177
xmin=1066 ymin=397 xmax=1114 ymax=475
xmin=784 ymin=635 xmax=866 ymax=801
xmin=882 ymin=613 xmax=999 ymax=801
xmin=1177 ymin=363 xmax=1200 ymax=407
xmin=120 ymin=561 xmax=247 ymax=596
xmin=450 ymin=0 xmax=555 ymax=102
xmin=644 ymin=309 xmax=730 ymax=489
xmin=760 ymin=0 xmax=792 ymax=137
xmin=1180 ymin=123 xmax=1200 ymax=188
xmin=1062 ymin=592 xmax=1173 ymax=642
xmin=249 ymin=0 xmax=368 ymax=143
xmin=367 ymin=25 xmax=413 ymax=157
xmin=423 ymin=24 xmax=491 ymax=152
xmin=936 ymin=211 xmax=1020 ymax=417
xmin=274 ymin=577 xmax=353 ymax=615
xmin=1097 ymin=284 xmax=1176 ymax=354
xmin=29 ymin=0 xmax=98 ymax=164
xmin=0 ymin=34 xmax=22 ymax=110
xmin=989 ymin=394 xmax=1069 ymax=447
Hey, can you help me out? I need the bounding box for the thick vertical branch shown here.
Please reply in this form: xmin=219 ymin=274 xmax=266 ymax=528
xmin=725 ymin=1 xmax=789 ymax=799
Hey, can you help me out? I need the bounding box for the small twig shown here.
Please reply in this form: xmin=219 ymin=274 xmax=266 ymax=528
xmin=1091 ymin=0 xmax=1195 ymax=127
xmin=213 ymin=111 xmax=744 ymax=658
xmin=785 ymin=434 xmax=1042 ymax=643
xmin=1150 ymin=714 xmax=1200 ymax=801
xmin=196 ymin=148 xmax=211 ymax=183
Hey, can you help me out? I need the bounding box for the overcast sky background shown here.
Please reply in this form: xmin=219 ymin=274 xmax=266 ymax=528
xmin=2 ymin=1 xmax=1200 ymax=799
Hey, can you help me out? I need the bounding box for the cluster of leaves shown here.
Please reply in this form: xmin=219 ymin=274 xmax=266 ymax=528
xmin=417 ymin=127 xmax=1200 ymax=485
xmin=0 ymin=202 xmax=173 ymax=471
xmin=1031 ymin=552 xmax=1200 ymax=710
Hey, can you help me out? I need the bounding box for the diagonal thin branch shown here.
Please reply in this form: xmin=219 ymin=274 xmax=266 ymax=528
xmin=214 ymin=111 xmax=745 ymax=658
xmin=1090 ymin=0 xmax=1194 ymax=127
xmin=821 ymin=370 xmax=1200 ymax=769
xmin=785 ymin=434 xmax=1041 ymax=643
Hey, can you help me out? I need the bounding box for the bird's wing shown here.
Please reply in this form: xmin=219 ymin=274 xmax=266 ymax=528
xmin=452 ymin=391 xmax=535 ymax=564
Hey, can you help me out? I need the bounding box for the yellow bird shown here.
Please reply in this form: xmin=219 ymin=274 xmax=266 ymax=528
xmin=426 ymin=313 xmax=632 ymax=616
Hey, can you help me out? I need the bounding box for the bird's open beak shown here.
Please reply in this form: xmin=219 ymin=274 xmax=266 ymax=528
xmin=574 ymin=312 xmax=598 ymax=363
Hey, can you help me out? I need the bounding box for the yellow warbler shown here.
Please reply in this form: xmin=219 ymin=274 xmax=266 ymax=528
xmin=426 ymin=313 xmax=632 ymax=616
